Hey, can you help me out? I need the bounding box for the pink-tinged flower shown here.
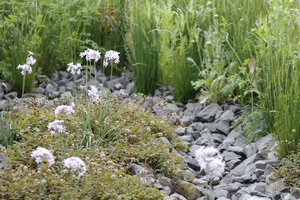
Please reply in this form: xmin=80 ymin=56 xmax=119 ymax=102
xmin=103 ymin=50 xmax=120 ymax=67
xmin=31 ymin=147 xmax=55 ymax=166
xmin=63 ymin=156 xmax=86 ymax=177
xmin=195 ymin=146 xmax=225 ymax=176
xmin=47 ymin=120 xmax=66 ymax=136
xmin=17 ymin=64 xmax=32 ymax=75
xmin=80 ymin=49 xmax=101 ymax=62
xmin=67 ymin=62 xmax=82 ymax=75
xmin=88 ymin=85 xmax=99 ymax=102
xmin=26 ymin=56 xmax=36 ymax=66
xmin=55 ymin=104 xmax=75 ymax=116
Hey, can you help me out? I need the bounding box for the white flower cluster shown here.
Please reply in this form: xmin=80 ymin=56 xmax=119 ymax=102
xmin=47 ymin=120 xmax=66 ymax=136
xmin=195 ymin=146 xmax=225 ymax=176
xmin=103 ymin=50 xmax=120 ymax=67
xmin=31 ymin=147 xmax=55 ymax=166
xmin=88 ymin=85 xmax=99 ymax=102
xmin=63 ymin=156 xmax=86 ymax=177
xmin=80 ymin=49 xmax=101 ymax=62
xmin=67 ymin=62 xmax=82 ymax=75
xmin=55 ymin=103 xmax=75 ymax=116
xmin=17 ymin=51 xmax=36 ymax=75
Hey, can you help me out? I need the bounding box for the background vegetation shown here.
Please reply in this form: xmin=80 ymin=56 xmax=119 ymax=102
xmin=0 ymin=0 xmax=299 ymax=162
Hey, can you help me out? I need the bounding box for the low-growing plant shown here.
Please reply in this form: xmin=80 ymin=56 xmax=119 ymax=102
xmin=0 ymin=91 xmax=186 ymax=198
xmin=274 ymin=146 xmax=300 ymax=189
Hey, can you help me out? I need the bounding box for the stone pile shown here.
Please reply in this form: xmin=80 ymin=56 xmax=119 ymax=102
xmin=0 ymin=68 xmax=298 ymax=200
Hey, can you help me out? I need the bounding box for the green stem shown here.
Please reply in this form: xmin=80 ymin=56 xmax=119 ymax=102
xmin=20 ymin=74 xmax=26 ymax=109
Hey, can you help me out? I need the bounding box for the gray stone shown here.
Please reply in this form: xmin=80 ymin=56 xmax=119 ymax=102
xmin=196 ymin=103 xmax=222 ymax=122
xmin=190 ymin=131 xmax=201 ymax=141
xmin=255 ymin=134 xmax=274 ymax=152
xmin=190 ymin=122 xmax=205 ymax=131
xmin=245 ymin=143 xmax=258 ymax=158
xmin=50 ymin=71 xmax=60 ymax=83
xmin=281 ymin=193 xmax=298 ymax=200
xmin=183 ymin=155 xmax=200 ymax=171
xmin=265 ymin=180 xmax=289 ymax=198
xmin=188 ymin=145 xmax=202 ymax=157
xmin=32 ymin=87 xmax=46 ymax=94
xmin=176 ymin=180 xmax=204 ymax=200
xmin=228 ymin=146 xmax=245 ymax=156
xmin=222 ymin=151 xmax=242 ymax=162
xmin=291 ymin=188 xmax=300 ymax=199
xmin=233 ymin=174 xmax=252 ymax=183
xmin=75 ymin=78 xmax=85 ymax=86
xmin=45 ymin=83 xmax=56 ymax=96
xmin=214 ymin=183 xmax=241 ymax=197
xmin=254 ymin=169 xmax=264 ymax=178
xmin=58 ymin=78 xmax=69 ymax=87
xmin=215 ymin=110 xmax=223 ymax=119
xmin=0 ymin=100 xmax=9 ymax=111
xmin=213 ymin=189 xmax=230 ymax=199
xmin=205 ymin=123 xmax=217 ymax=132
xmin=4 ymin=91 xmax=18 ymax=100
xmin=159 ymin=176 xmax=177 ymax=194
xmin=1 ymin=82 xmax=11 ymax=93
xmin=247 ymin=182 xmax=266 ymax=195
xmin=170 ymin=193 xmax=187 ymax=200
xmin=227 ymin=159 xmax=241 ymax=169
xmin=175 ymin=126 xmax=186 ymax=135
xmin=217 ymin=198 xmax=230 ymax=200
xmin=59 ymin=86 xmax=66 ymax=93
xmin=224 ymin=130 xmax=241 ymax=144
xmin=181 ymin=113 xmax=194 ymax=126
xmin=125 ymin=82 xmax=135 ymax=94
xmin=216 ymin=119 xmax=231 ymax=135
xmin=192 ymin=178 xmax=207 ymax=187
xmin=60 ymin=91 xmax=73 ymax=100
xmin=127 ymin=164 xmax=156 ymax=186
xmin=178 ymin=135 xmax=194 ymax=143
xmin=212 ymin=133 xmax=226 ymax=144
xmin=219 ymin=110 xmax=235 ymax=121
xmin=255 ymin=161 xmax=267 ymax=169
xmin=59 ymin=71 xmax=69 ymax=78
xmin=65 ymin=81 xmax=74 ymax=91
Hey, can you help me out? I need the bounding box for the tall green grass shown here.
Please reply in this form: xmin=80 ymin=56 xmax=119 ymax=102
xmin=253 ymin=0 xmax=300 ymax=157
xmin=125 ymin=0 xmax=161 ymax=95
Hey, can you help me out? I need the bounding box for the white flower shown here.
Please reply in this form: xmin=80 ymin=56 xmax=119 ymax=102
xmin=31 ymin=147 xmax=55 ymax=166
xmin=63 ymin=156 xmax=86 ymax=177
xmin=26 ymin=56 xmax=36 ymax=66
xmin=103 ymin=50 xmax=120 ymax=67
xmin=195 ymin=146 xmax=225 ymax=176
xmin=55 ymin=104 xmax=75 ymax=116
xmin=80 ymin=49 xmax=101 ymax=62
xmin=88 ymin=85 xmax=99 ymax=102
xmin=67 ymin=62 xmax=82 ymax=75
xmin=17 ymin=64 xmax=32 ymax=75
xmin=47 ymin=120 xmax=66 ymax=136
xmin=28 ymin=51 xmax=34 ymax=56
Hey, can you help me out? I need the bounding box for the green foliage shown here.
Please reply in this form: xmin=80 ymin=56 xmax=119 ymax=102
xmin=240 ymin=109 xmax=268 ymax=143
xmin=125 ymin=0 xmax=161 ymax=95
xmin=0 ymin=95 xmax=185 ymax=198
xmin=274 ymin=147 xmax=300 ymax=189
xmin=252 ymin=0 xmax=300 ymax=157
